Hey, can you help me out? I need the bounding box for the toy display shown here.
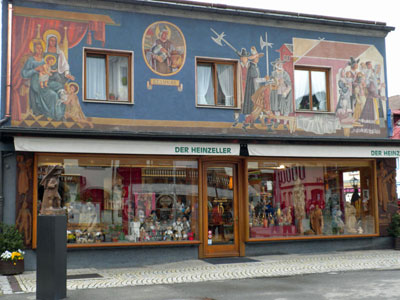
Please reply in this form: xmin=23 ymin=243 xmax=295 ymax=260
xmin=248 ymin=163 xmax=375 ymax=239
xmin=59 ymin=163 xmax=197 ymax=244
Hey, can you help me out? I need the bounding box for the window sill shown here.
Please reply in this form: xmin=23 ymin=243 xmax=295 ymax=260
xmin=246 ymin=233 xmax=379 ymax=242
xmin=66 ymin=240 xmax=201 ymax=248
xmin=196 ymin=105 xmax=240 ymax=110
xmin=295 ymin=110 xmax=335 ymax=115
xmin=84 ymin=99 xmax=134 ymax=105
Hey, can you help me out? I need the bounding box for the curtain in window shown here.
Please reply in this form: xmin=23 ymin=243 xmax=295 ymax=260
xmin=197 ymin=65 xmax=213 ymax=105
xmin=294 ymin=70 xmax=309 ymax=109
xmin=311 ymin=71 xmax=327 ymax=110
xmin=86 ymin=56 xmax=106 ymax=100
xmin=216 ymin=64 xmax=234 ymax=106
xmin=108 ymin=56 xmax=129 ymax=101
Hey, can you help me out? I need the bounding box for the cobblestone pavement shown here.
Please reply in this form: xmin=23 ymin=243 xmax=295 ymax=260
xmin=1 ymin=250 xmax=400 ymax=295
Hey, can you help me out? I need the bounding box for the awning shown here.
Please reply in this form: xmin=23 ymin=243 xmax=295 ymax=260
xmin=14 ymin=137 xmax=240 ymax=156
xmin=248 ymin=144 xmax=400 ymax=158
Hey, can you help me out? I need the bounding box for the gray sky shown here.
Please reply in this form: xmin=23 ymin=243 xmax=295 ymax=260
xmin=191 ymin=0 xmax=399 ymax=97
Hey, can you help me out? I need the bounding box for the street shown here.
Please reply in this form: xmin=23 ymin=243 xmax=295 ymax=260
xmin=2 ymin=269 xmax=400 ymax=300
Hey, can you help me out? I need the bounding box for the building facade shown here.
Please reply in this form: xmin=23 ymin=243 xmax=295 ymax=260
xmin=0 ymin=0 xmax=399 ymax=270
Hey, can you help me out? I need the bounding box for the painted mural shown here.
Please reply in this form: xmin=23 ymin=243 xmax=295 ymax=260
xmin=143 ymin=21 xmax=186 ymax=76
xmin=9 ymin=5 xmax=388 ymax=139
xmin=209 ymin=29 xmax=386 ymax=137
xmin=11 ymin=7 xmax=115 ymax=128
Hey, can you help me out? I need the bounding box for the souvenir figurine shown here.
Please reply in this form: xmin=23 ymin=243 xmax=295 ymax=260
xmin=87 ymin=232 xmax=95 ymax=243
xmin=182 ymin=230 xmax=188 ymax=240
xmin=129 ymin=218 xmax=141 ymax=242
xmin=182 ymin=216 xmax=191 ymax=232
xmin=151 ymin=210 xmax=158 ymax=223
xmin=95 ymin=231 xmax=103 ymax=243
xmin=332 ymin=206 xmax=345 ymax=234
xmin=293 ymin=178 xmax=306 ymax=234
xmin=310 ymin=204 xmax=324 ymax=235
xmin=344 ymin=202 xmax=357 ymax=234
xmin=140 ymin=227 xmax=146 ymax=241
xmin=174 ymin=197 xmax=185 ymax=218
xmin=173 ymin=216 xmax=184 ymax=235
xmin=263 ymin=213 xmax=268 ymax=228
xmin=67 ymin=230 xmax=76 ymax=243
xmin=163 ymin=226 xmax=174 ymax=240
xmin=174 ymin=229 xmax=182 ymax=240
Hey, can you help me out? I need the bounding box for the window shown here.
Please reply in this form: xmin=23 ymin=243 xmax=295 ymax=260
xmin=196 ymin=59 xmax=237 ymax=107
xmin=247 ymin=159 xmax=376 ymax=239
xmin=294 ymin=67 xmax=329 ymax=112
xmin=84 ymin=49 xmax=133 ymax=103
xmin=37 ymin=155 xmax=199 ymax=246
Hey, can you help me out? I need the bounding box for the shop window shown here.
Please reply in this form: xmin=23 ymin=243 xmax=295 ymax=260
xmin=196 ymin=58 xmax=237 ymax=108
xmin=36 ymin=155 xmax=198 ymax=245
xmin=84 ymin=49 xmax=133 ymax=103
xmin=247 ymin=159 xmax=376 ymax=239
xmin=294 ymin=67 xmax=330 ymax=112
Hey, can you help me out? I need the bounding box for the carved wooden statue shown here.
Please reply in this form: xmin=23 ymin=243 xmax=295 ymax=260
xmin=40 ymin=165 xmax=64 ymax=215
xmin=310 ymin=204 xmax=323 ymax=235
xmin=345 ymin=202 xmax=357 ymax=234
xmin=293 ymin=178 xmax=305 ymax=234
xmin=16 ymin=196 xmax=32 ymax=244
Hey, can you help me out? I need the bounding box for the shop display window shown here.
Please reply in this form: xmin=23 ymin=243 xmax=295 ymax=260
xmin=36 ymin=155 xmax=199 ymax=245
xmin=248 ymin=159 xmax=376 ymax=239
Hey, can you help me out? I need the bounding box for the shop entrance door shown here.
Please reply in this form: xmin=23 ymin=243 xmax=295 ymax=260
xmin=202 ymin=162 xmax=240 ymax=257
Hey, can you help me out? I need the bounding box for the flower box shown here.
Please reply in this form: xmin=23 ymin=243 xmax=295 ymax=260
xmin=0 ymin=259 xmax=24 ymax=275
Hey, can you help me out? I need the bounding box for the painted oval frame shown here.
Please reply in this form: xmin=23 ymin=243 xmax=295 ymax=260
xmin=142 ymin=21 xmax=186 ymax=77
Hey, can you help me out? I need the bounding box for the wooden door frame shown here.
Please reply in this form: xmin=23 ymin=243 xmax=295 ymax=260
xmin=198 ymin=157 xmax=246 ymax=258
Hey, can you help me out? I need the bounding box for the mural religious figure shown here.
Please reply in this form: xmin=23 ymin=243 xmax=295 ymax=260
xmin=143 ymin=21 xmax=186 ymax=76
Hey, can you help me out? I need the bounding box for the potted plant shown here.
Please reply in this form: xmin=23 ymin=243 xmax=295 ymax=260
xmin=0 ymin=223 xmax=25 ymax=275
xmin=388 ymin=212 xmax=400 ymax=250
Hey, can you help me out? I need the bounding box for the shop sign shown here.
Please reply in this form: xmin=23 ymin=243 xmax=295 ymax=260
xmin=370 ymin=150 xmax=400 ymax=157
xmin=174 ymin=146 xmax=234 ymax=155
xmin=248 ymin=144 xmax=400 ymax=158
xmin=14 ymin=137 xmax=240 ymax=156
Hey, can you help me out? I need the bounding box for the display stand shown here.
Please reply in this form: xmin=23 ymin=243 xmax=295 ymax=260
xmin=36 ymin=215 xmax=67 ymax=300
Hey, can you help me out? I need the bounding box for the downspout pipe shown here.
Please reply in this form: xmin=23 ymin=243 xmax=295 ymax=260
xmin=0 ymin=2 xmax=13 ymax=222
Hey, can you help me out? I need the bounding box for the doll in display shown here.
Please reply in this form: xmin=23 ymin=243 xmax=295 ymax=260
xmin=332 ymin=205 xmax=345 ymax=234
xmin=182 ymin=216 xmax=191 ymax=232
xmin=128 ymin=217 xmax=141 ymax=242
xmin=181 ymin=230 xmax=188 ymax=240
xmin=140 ymin=227 xmax=146 ymax=241
xmin=163 ymin=226 xmax=174 ymax=240
xmin=174 ymin=197 xmax=185 ymax=218
xmin=173 ymin=216 xmax=184 ymax=235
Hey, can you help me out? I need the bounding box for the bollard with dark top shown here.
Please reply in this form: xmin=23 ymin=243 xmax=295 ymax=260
xmin=36 ymin=165 xmax=67 ymax=300
xmin=36 ymin=215 xmax=67 ymax=300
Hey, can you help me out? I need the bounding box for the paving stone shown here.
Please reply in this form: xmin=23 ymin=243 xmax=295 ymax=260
xmin=1 ymin=250 xmax=399 ymax=294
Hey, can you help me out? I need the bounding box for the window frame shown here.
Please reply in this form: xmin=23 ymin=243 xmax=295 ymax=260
xmin=294 ymin=66 xmax=330 ymax=112
xmin=195 ymin=57 xmax=239 ymax=109
xmin=83 ymin=48 xmax=134 ymax=104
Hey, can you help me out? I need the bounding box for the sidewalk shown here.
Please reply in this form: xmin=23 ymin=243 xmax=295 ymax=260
xmin=1 ymin=250 xmax=400 ymax=296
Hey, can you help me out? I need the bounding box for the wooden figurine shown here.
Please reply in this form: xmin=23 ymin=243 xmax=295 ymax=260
xmin=310 ymin=204 xmax=323 ymax=235
xmin=293 ymin=178 xmax=305 ymax=234
xmin=345 ymin=202 xmax=357 ymax=234
xmin=40 ymin=165 xmax=64 ymax=215
xmin=16 ymin=196 xmax=32 ymax=245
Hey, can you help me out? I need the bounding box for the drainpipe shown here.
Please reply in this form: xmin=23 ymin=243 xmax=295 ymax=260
xmin=0 ymin=2 xmax=13 ymax=222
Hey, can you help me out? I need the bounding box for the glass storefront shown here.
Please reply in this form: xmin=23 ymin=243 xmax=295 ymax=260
xmin=248 ymin=159 xmax=376 ymax=238
xmin=37 ymin=155 xmax=199 ymax=244
xmin=35 ymin=154 xmax=379 ymax=248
